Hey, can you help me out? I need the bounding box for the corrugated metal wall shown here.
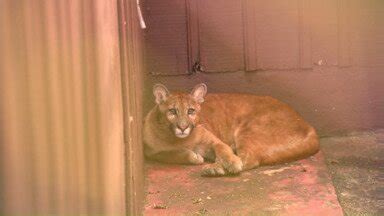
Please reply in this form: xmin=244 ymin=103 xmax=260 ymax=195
xmin=0 ymin=0 xmax=144 ymax=215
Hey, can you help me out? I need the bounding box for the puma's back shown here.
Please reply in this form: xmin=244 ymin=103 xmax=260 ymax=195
xmin=198 ymin=93 xmax=319 ymax=165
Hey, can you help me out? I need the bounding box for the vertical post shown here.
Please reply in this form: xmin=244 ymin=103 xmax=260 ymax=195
xmin=117 ymin=0 xmax=145 ymax=215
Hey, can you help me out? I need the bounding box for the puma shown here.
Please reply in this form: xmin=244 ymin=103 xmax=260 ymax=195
xmin=143 ymin=83 xmax=319 ymax=176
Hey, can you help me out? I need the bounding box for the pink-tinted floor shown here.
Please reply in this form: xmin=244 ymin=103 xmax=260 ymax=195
xmin=144 ymin=152 xmax=343 ymax=215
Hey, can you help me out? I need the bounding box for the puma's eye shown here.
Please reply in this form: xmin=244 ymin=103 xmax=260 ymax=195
xmin=168 ymin=108 xmax=177 ymax=115
xmin=188 ymin=108 xmax=195 ymax=115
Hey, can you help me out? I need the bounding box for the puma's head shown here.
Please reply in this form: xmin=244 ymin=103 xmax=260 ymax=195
xmin=153 ymin=83 xmax=207 ymax=138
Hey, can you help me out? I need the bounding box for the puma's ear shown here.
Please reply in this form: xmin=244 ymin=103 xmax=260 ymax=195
xmin=191 ymin=83 xmax=207 ymax=103
xmin=153 ymin=84 xmax=169 ymax=104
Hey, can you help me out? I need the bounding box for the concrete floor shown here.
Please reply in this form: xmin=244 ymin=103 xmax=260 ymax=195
xmin=321 ymin=129 xmax=384 ymax=216
xmin=144 ymin=129 xmax=383 ymax=215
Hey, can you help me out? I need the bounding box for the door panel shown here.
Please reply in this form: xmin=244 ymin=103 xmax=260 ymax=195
xmin=145 ymin=0 xmax=190 ymax=75
xmin=197 ymin=0 xmax=245 ymax=72
xmin=244 ymin=0 xmax=311 ymax=70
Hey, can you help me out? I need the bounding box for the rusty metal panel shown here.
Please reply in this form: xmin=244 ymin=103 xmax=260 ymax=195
xmin=0 ymin=0 xmax=139 ymax=215
xmin=145 ymin=0 xmax=190 ymax=75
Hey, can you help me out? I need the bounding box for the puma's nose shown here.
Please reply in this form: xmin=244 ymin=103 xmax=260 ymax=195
xmin=177 ymin=124 xmax=188 ymax=132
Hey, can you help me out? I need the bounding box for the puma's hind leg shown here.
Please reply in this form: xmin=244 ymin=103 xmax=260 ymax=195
xmin=234 ymin=135 xmax=263 ymax=171
xmin=235 ymin=127 xmax=320 ymax=168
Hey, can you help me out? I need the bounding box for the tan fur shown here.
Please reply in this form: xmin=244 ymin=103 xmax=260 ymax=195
xmin=144 ymin=84 xmax=319 ymax=176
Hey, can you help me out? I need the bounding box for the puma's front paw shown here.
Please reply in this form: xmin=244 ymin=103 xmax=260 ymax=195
xmin=201 ymin=163 xmax=225 ymax=176
xmin=188 ymin=152 xmax=204 ymax=165
xmin=201 ymin=155 xmax=243 ymax=176
xmin=221 ymin=155 xmax=243 ymax=174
